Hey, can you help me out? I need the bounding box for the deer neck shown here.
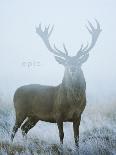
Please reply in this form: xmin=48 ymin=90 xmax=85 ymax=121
xmin=60 ymin=68 xmax=86 ymax=104
xmin=62 ymin=68 xmax=86 ymax=89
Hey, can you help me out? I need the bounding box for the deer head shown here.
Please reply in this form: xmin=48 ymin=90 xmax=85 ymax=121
xmin=36 ymin=20 xmax=101 ymax=79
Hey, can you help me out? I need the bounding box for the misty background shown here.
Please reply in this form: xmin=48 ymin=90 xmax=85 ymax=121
xmin=0 ymin=0 xmax=116 ymax=103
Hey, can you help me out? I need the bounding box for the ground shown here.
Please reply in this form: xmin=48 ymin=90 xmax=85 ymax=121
xmin=0 ymin=98 xmax=116 ymax=155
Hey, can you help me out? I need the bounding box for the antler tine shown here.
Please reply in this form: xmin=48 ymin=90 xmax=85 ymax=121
xmin=78 ymin=53 xmax=89 ymax=64
xmin=54 ymin=43 xmax=69 ymax=57
xmin=79 ymin=44 xmax=84 ymax=51
xmin=47 ymin=24 xmax=50 ymax=30
xmin=76 ymin=44 xmax=83 ymax=57
xmin=87 ymin=20 xmax=95 ymax=31
xmin=54 ymin=44 xmax=68 ymax=57
xmin=48 ymin=25 xmax=54 ymax=38
xmin=82 ymin=43 xmax=89 ymax=51
xmin=95 ymin=19 xmax=101 ymax=30
xmin=85 ymin=20 xmax=101 ymax=52
xmin=43 ymin=25 xmax=53 ymax=38
xmin=36 ymin=23 xmax=42 ymax=34
xmin=44 ymin=26 xmax=48 ymax=33
xmin=39 ymin=23 xmax=41 ymax=29
xmin=86 ymin=25 xmax=92 ymax=34
xmin=63 ymin=43 xmax=68 ymax=56
xmin=36 ymin=24 xmax=68 ymax=58
xmin=76 ymin=20 xmax=101 ymax=61
xmin=76 ymin=43 xmax=88 ymax=58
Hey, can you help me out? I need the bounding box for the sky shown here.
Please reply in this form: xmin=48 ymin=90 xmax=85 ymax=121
xmin=0 ymin=0 xmax=116 ymax=102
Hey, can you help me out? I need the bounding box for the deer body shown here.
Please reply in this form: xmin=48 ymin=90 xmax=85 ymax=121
xmin=11 ymin=20 xmax=101 ymax=147
xmin=13 ymin=67 xmax=86 ymax=123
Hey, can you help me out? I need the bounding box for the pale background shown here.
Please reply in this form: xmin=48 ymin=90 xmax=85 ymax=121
xmin=0 ymin=0 xmax=116 ymax=103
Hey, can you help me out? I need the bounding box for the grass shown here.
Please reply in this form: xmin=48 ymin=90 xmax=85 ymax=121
xmin=0 ymin=98 xmax=116 ymax=155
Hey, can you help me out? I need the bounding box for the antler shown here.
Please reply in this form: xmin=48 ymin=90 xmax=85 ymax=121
xmin=76 ymin=20 xmax=101 ymax=59
xmin=36 ymin=24 xmax=68 ymax=58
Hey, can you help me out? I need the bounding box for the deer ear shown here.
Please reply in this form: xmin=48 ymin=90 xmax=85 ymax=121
xmin=54 ymin=56 xmax=65 ymax=65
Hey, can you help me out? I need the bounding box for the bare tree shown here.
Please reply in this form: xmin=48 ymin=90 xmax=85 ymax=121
xmin=11 ymin=20 xmax=101 ymax=147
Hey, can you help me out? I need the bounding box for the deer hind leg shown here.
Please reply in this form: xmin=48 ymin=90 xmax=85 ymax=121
xmin=73 ymin=115 xmax=81 ymax=148
xmin=21 ymin=116 xmax=39 ymax=136
xmin=57 ymin=121 xmax=64 ymax=144
xmin=11 ymin=112 xmax=26 ymax=141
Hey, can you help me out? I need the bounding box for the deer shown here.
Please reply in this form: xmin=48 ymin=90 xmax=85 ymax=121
xmin=11 ymin=20 xmax=101 ymax=147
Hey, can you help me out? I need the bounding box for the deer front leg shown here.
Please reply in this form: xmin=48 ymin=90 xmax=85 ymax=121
xmin=73 ymin=115 xmax=81 ymax=148
xmin=57 ymin=121 xmax=64 ymax=144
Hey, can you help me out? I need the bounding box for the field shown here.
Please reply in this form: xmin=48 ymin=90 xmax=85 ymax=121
xmin=0 ymin=97 xmax=116 ymax=155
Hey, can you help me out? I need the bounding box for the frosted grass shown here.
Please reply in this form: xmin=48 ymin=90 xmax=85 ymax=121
xmin=0 ymin=98 xmax=116 ymax=155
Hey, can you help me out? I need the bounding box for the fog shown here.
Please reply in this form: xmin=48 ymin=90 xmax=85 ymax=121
xmin=0 ymin=1 xmax=116 ymax=154
xmin=0 ymin=0 xmax=116 ymax=102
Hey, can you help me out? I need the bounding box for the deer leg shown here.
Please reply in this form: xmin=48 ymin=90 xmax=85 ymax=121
xmin=73 ymin=115 xmax=81 ymax=148
xmin=21 ymin=116 xmax=38 ymax=136
xmin=57 ymin=121 xmax=64 ymax=144
xmin=11 ymin=113 xmax=26 ymax=141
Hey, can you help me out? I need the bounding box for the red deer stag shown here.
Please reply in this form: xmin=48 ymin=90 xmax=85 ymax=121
xmin=11 ymin=20 xmax=101 ymax=147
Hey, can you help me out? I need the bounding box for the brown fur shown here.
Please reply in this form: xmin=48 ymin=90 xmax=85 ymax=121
xmin=11 ymin=67 xmax=86 ymax=146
